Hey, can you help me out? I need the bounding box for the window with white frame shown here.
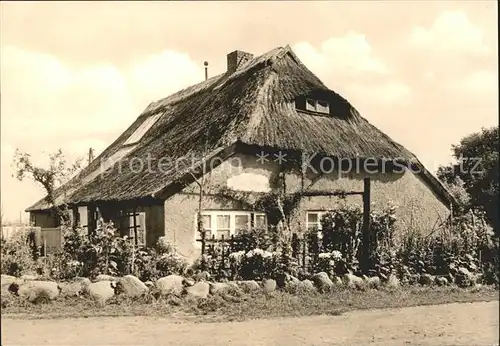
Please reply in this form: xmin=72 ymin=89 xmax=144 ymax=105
xmin=195 ymin=211 xmax=267 ymax=240
xmin=305 ymin=98 xmax=330 ymax=115
xmin=306 ymin=211 xmax=329 ymax=230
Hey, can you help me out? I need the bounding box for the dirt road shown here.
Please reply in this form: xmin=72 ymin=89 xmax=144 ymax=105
xmin=2 ymin=301 xmax=498 ymax=346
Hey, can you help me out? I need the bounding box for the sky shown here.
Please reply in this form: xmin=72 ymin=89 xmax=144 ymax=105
xmin=0 ymin=1 xmax=498 ymax=222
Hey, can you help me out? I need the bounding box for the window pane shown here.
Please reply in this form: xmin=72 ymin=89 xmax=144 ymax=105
xmin=307 ymin=213 xmax=319 ymax=223
xmin=305 ymin=98 xmax=316 ymax=112
xmin=317 ymin=100 xmax=329 ymax=114
xmin=123 ymin=113 xmax=161 ymax=146
xmin=255 ymin=214 xmax=267 ymax=228
xmin=235 ymin=215 xmax=250 ymax=231
xmin=202 ymin=215 xmax=211 ymax=230
xmin=137 ymin=229 xmax=146 ymax=246
xmin=216 ymin=215 xmax=230 ymax=230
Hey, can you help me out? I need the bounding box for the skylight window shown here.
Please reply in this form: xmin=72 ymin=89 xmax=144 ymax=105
xmin=304 ymin=98 xmax=330 ymax=114
xmin=123 ymin=113 xmax=162 ymax=146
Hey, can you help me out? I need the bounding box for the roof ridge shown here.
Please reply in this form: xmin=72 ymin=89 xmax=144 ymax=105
xmin=141 ymin=46 xmax=291 ymax=117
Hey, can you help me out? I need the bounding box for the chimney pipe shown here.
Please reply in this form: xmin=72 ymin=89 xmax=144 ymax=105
xmin=204 ymin=61 xmax=209 ymax=81
xmin=88 ymin=147 xmax=94 ymax=165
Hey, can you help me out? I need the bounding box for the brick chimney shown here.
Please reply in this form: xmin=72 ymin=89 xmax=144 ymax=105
xmin=227 ymin=50 xmax=254 ymax=74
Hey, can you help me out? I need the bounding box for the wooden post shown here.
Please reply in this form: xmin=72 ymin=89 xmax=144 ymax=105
xmin=362 ymin=177 xmax=371 ymax=275
xmin=201 ymin=226 xmax=206 ymax=256
xmin=221 ymin=234 xmax=226 ymax=272
xmin=71 ymin=206 xmax=78 ymax=229
xmin=302 ymin=236 xmax=306 ymax=271
xmin=132 ymin=208 xmax=137 ymax=274
xmin=132 ymin=207 xmax=138 ymax=246
xmin=87 ymin=205 xmax=93 ymax=236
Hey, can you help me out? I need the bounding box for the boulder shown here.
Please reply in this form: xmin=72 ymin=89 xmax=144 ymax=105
xmin=209 ymin=282 xmax=231 ymax=295
xmin=434 ymin=276 xmax=449 ymax=286
xmin=185 ymin=282 xmax=210 ymax=299
xmin=332 ymin=276 xmax=343 ymax=286
xmin=59 ymin=278 xmax=91 ymax=298
xmin=419 ymin=273 xmax=434 ymax=286
xmin=262 ymin=279 xmax=277 ymax=294
xmin=311 ymin=272 xmax=334 ymax=293
xmin=58 ymin=282 xmax=81 ymax=298
xmin=299 ymin=279 xmax=316 ymax=292
xmin=20 ymin=274 xmax=38 ymax=281
xmin=115 ymin=275 xmax=149 ymax=298
xmin=238 ymin=280 xmax=261 ymax=293
xmin=1 ymin=275 xmax=19 ymax=290
xmin=227 ymin=281 xmax=241 ymax=290
xmin=9 ymin=280 xmax=60 ymax=303
xmin=94 ymin=274 xmax=118 ymax=282
xmin=386 ymin=274 xmax=400 ymax=289
xmin=155 ymin=275 xmax=185 ymax=296
xmin=88 ymin=281 xmax=116 ymax=305
xmin=75 ymin=277 xmax=92 ymax=295
xmin=275 ymin=273 xmax=300 ymax=289
xmin=343 ymin=273 xmax=365 ymax=290
xmin=363 ymin=276 xmax=381 ymax=289
xmin=455 ymin=267 xmax=475 ymax=288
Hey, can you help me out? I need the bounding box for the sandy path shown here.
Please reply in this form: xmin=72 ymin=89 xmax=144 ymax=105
xmin=2 ymin=301 xmax=499 ymax=346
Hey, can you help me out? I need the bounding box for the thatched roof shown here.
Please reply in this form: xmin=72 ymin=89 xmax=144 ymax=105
xmin=26 ymin=45 xmax=455 ymax=212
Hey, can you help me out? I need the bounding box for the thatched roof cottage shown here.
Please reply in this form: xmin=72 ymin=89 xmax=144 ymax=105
xmin=27 ymin=45 xmax=455 ymax=261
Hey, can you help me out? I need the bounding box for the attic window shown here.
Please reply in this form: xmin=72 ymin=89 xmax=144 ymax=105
xmin=123 ymin=113 xmax=162 ymax=146
xmin=304 ymin=98 xmax=330 ymax=114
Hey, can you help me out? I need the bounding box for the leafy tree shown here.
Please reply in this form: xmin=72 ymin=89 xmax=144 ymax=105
xmin=13 ymin=149 xmax=83 ymax=225
xmin=437 ymin=126 xmax=499 ymax=235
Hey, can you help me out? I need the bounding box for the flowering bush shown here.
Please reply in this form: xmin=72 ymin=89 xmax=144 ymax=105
xmin=234 ymin=248 xmax=280 ymax=280
xmin=195 ymin=204 xmax=498 ymax=286
xmin=312 ymin=251 xmax=343 ymax=276
xmin=299 ymin=203 xmax=398 ymax=276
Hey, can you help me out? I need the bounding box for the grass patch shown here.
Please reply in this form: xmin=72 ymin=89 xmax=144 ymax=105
xmin=2 ymin=285 xmax=498 ymax=322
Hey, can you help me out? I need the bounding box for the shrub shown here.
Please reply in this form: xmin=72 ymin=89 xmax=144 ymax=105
xmin=47 ymin=226 xmax=188 ymax=281
xmin=229 ymin=228 xmax=277 ymax=253
xmin=0 ymin=228 xmax=38 ymax=276
xmin=320 ymin=205 xmax=363 ymax=263
xmin=230 ymin=248 xmax=280 ymax=280
xmin=312 ymin=251 xmax=342 ymax=277
xmin=154 ymin=252 xmax=188 ymax=278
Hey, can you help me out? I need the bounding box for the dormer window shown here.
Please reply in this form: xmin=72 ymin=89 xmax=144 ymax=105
xmin=295 ymin=97 xmax=330 ymax=114
xmin=316 ymin=100 xmax=330 ymax=114
xmin=302 ymin=98 xmax=330 ymax=115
